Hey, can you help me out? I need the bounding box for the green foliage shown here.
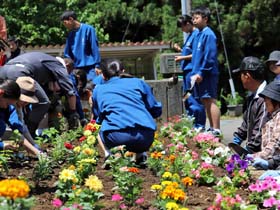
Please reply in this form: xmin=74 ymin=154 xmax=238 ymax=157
xmin=32 ymin=154 xmax=52 ymax=185
xmin=221 ymin=91 xmax=244 ymax=105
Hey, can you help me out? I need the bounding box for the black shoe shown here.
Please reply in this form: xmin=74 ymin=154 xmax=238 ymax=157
xmin=136 ymin=154 xmax=147 ymax=168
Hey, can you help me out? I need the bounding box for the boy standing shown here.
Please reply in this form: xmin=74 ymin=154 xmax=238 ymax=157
xmin=190 ymin=6 xmax=221 ymax=136
xmin=174 ymin=14 xmax=206 ymax=130
xmin=60 ymin=11 xmax=101 ymax=85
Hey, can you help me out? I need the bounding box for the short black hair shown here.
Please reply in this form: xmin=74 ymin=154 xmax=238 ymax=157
xmin=60 ymin=10 xmax=77 ymax=21
xmin=191 ymin=6 xmax=211 ymax=22
xmin=101 ymin=59 xmax=125 ymax=80
xmin=177 ymin=15 xmax=193 ymax=27
xmin=0 ymin=79 xmax=21 ymax=100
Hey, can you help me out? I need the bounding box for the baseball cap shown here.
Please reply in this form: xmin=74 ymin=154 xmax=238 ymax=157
xmin=16 ymin=76 xmax=39 ymax=103
xmin=259 ymin=80 xmax=280 ymax=102
xmin=232 ymin=56 xmax=264 ymax=73
xmin=265 ymin=50 xmax=280 ymax=64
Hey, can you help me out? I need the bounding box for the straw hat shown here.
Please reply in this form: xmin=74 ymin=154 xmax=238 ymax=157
xmin=15 ymin=76 xmax=39 ymax=103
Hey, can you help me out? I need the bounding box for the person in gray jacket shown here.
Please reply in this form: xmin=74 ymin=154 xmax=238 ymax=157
xmin=0 ymin=52 xmax=79 ymax=135
xmin=231 ymin=56 xmax=268 ymax=153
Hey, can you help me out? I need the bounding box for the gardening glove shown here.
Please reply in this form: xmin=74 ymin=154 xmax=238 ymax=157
xmin=259 ymin=170 xmax=280 ymax=180
xmin=252 ymin=158 xmax=269 ymax=170
xmin=80 ymin=118 xmax=88 ymax=127
xmin=232 ymin=136 xmax=242 ymax=145
xmin=246 ymin=154 xmax=253 ymax=159
xmin=68 ymin=111 xmax=80 ymax=130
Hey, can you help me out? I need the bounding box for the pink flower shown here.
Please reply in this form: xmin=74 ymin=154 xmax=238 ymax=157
xmin=263 ymin=197 xmax=277 ymax=208
xmin=191 ymin=151 xmax=199 ymax=159
xmin=52 ymin=198 xmax=63 ymax=207
xmin=135 ymin=197 xmax=144 ymax=204
xmin=119 ymin=203 xmax=128 ymax=209
xmin=215 ymin=193 xmax=222 ymax=204
xmin=112 ymin=194 xmax=123 ymax=201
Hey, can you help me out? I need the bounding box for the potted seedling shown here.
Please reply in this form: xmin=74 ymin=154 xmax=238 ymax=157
xmin=221 ymin=91 xmax=244 ymax=117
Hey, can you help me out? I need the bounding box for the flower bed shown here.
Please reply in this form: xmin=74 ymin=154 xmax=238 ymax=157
xmin=0 ymin=116 xmax=278 ymax=209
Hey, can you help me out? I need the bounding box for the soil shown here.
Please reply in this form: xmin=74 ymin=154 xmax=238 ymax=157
xmin=1 ymin=137 xmax=254 ymax=210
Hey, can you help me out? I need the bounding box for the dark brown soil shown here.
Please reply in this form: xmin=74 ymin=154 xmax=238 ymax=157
xmin=1 ymin=137 xmax=253 ymax=210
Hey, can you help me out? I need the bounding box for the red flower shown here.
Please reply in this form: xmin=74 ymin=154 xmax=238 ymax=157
xmin=79 ymin=136 xmax=86 ymax=142
xmin=64 ymin=142 xmax=74 ymax=150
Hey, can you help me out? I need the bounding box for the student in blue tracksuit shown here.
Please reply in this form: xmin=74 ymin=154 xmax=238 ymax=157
xmin=174 ymin=14 xmax=206 ymax=130
xmin=191 ymin=6 xmax=221 ymax=136
xmin=92 ymin=60 xmax=162 ymax=166
xmin=0 ymin=78 xmax=40 ymax=156
xmin=60 ymin=10 xmax=101 ymax=85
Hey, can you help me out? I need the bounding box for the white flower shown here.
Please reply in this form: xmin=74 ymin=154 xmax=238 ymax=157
xmin=204 ymin=157 xmax=213 ymax=164
xmin=268 ymin=190 xmax=277 ymax=197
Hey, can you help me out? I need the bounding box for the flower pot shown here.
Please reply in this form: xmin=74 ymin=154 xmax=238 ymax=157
xmin=227 ymin=104 xmax=243 ymax=117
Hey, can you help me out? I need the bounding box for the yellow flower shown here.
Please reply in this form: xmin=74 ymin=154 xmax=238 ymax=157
xmin=78 ymin=158 xmax=96 ymax=164
xmin=172 ymin=173 xmax=180 ymax=180
xmin=161 ymin=180 xmax=172 ymax=186
xmin=86 ymin=135 xmax=96 ymax=145
xmin=75 ymin=189 xmax=82 ymax=196
xmin=162 ymin=172 xmax=173 ymax=179
xmin=68 ymin=165 xmax=76 ymax=170
xmin=59 ymin=169 xmax=78 ymax=183
xmin=0 ymin=179 xmax=30 ymax=199
xmin=165 ymin=202 xmax=179 ymax=210
xmin=154 ymin=132 xmax=159 ymax=139
xmin=179 ymin=208 xmax=189 ymax=210
xmin=85 ymin=175 xmax=103 ymax=192
xmin=83 ymin=130 xmax=92 ymax=137
xmin=73 ymin=146 xmax=81 ymax=153
xmin=82 ymin=148 xmax=94 ymax=156
xmin=151 ymin=184 xmax=162 ymax=191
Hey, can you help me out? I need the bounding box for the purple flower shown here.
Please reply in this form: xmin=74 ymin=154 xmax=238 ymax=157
xmin=231 ymin=154 xmax=241 ymax=161
xmin=226 ymin=162 xmax=235 ymax=173
xmin=238 ymin=159 xmax=248 ymax=169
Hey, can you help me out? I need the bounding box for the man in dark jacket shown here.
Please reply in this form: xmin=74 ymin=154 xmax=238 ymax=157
xmin=231 ymin=56 xmax=268 ymax=153
xmin=0 ymin=52 xmax=79 ymax=135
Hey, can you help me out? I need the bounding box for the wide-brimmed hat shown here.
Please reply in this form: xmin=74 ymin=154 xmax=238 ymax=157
xmin=259 ymin=80 xmax=280 ymax=102
xmin=16 ymin=77 xmax=39 ymax=103
xmin=232 ymin=56 xmax=264 ymax=73
xmin=265 ymin=50 xmax=280 ymax=65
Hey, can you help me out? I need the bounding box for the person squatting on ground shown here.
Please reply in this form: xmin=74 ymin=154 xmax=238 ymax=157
xmin=174 ymin=14 xmax=206 ymax=130
xmin=91 ymin=59 xmax=162 ymax=167
xmin=0 ymin=78 xmax=41 ymax=156
xmin=190 ymin=6 xmax=221 ymax=136
xmin=247 ymin=80 xmax=280 ymax=170
xmin=0 ymin=52 xmax=79 ymax=135
xmin=60 ymin=10 xmax=101 ymax=86
xmin=231 ymin=56 xmax=268 ymax=154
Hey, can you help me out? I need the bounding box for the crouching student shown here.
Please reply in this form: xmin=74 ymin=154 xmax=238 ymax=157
xmin=92 ymin=59 xmax=162 ymax=167
xmin=248 ymin=80 xmax=280 ymax=170
xmin=0 ymin=78 xmax=41 ymax=156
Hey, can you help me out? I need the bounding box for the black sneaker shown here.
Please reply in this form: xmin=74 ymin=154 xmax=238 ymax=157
xmin=136 ymin=154 xmax=147 ymax=168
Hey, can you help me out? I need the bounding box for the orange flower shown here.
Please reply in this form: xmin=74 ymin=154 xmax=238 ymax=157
xmin=128 ymin=167 xmax=140 ymax=173
xmin=84 ymin=123 xmax=97 ymax=132
xmin=181 ymin=177 xmax=193 ymax=186
xmin=168 ymin=154 xmax=176 ymax=163
xmin=151 ymin=151 xmax=162 ymax=159
xmin=72 ymin=185 xmax=76 ymax=190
